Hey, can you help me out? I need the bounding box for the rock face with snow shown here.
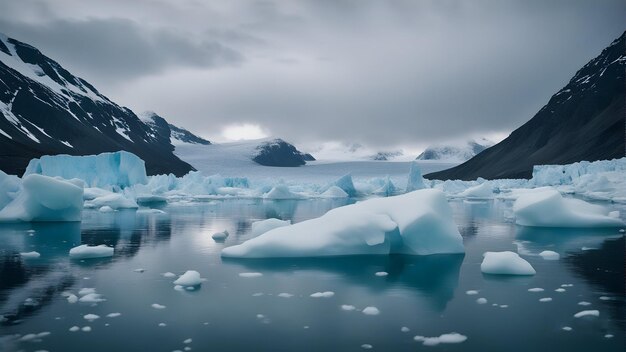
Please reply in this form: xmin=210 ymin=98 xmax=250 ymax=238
xmin=23 ymin=151 xmax=147 ymax=188
xmin=0 ymin=33 xmax=193 ymax=176
xmin=417 ymin=139 xmax=493 ymax=162
xmin=139 ymin=111 xmax=210 ymax=146
xmin=0 ymin=174 xmax=83 ymax=222
xmin=513 ymin=187 xmax=624 ymax=228
xmin=371 ymin=151 xmax=403 ymax=161
xmin=427 ymin=31 xmax=625 ymax=180
xmin=222 ymin=189 xmax=464 ymax=258
xmin=252 ymin=139 xmax=308 ymax=167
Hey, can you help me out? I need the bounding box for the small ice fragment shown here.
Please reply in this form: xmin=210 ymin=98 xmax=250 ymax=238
xmin=82 ymin=326 xmax=91 ymax=332
xmin=375 ymin=272 xmax=388 ymax=277
xmin=539 ymin=298 xmax=552 ymax=302
xmin=476 ymin=298 xmax=488 ymax=304
xmin=528 ymin=288 xmax=544 ymax=292
xmin=539 ymin=251 xmax=560 ymax=260
xmin=362 ymin=307 xmax=380 ymax=315
xmin=69 ymin=245 xmax=114 ymax=259
xmin=99 ymin=206 xmax=114 ymax=213
xmin=69 ymin=326 xmax=79 ymax=332
xmin=341 ymin=305 xmax=356 ymax=311
xmin=256 ymin=314 xmax=265 ymax=319
xmin=67 ymin=294 xmax=78 ymax=303
xmin=158 ymin=323 xmax=167 ymax=327
xmin=278 ymin=293 xmax=293 ymax=298
xmin=174 ymin=271 xmax=204 ymax=286
xmin=414 ymin=333 xmax=467 ymax=346
xmin=238 ymin=272 xmax=263 ymax=278
xmin=20 ymin=251 xmax=41 ymax=259
xmin=78 ymin=288 xmax=96 ymax=296
xmin=574 ymin=310 xmax=599 ymax=318
xmin=162 ymin=272 xmax=176 ymax=278
xmin=106 ymin=313 xmax=121 ymax=318
xmin=465 ymin=290 xmax=479 ymax=295
xmin=605 ymin=334 xmax=614 ymax=338
xmin=555 ymin=288 xmax=566 ymax=292
xmin=152 ymin=303 xmax=166 ymax=309
xmin=212 ymin=230 xmax=229 ymax=241
xmin=599 ymin=296 xmax=611 ymax=300
xmin=361 ymin=344 xmax=373 ymax=349
xmin=562 ymin=326 xmax=572 ymax=331
xmin=578 ymin=301 xmax=591 ymax=306
xmin=79 ymin=293 xmax=106 ymax=303
xmin=481 ymin=251 xmax=535 ymax=275
xmin=401 ymin=327 xmax=410 ymax=333
xmin=499 ymin=305 xmax=508 ymax=308
xmin=134 ymin=268 xmax=145 ymax=273
xmin=310 ymin=291 xmax=334 ymax=298
xmin=83 ymin=314 xmax=99 ymax=321
xmin=183 ymin=338 xmax=192 ymax=344
xmin=252 ymin=293 xmax=264 ymax=297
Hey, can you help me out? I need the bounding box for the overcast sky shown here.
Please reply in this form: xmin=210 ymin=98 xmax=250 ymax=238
xmin=1 ymin=0 xmax=624 ymax=154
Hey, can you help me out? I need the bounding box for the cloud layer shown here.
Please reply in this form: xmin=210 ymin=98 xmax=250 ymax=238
xmin=1 ymin=0 xmax=624 ymax=152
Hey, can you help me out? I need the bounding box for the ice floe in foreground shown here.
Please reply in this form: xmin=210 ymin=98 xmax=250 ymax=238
xmin=222 ymin=189 xmax=464 ymax=258
xmin=212 ymin=230 xmax=229 ymax=241
xmin=574 ymin=310 xmax=599 ymax=318
xmin=0 ymin=174 xmax=83 ymax=222
xmin=538 ymin=250 xmax=560 ymax=260
xmin=173 ymin=270 xmax=205 ymax=287
xmin=513 ymin=188 xmax=624 ymax=228
xmin=69 ymin=245 xmax=114 ymax=259
xmin=250 ymin=218 xmax=291 ymax=238
xmin=481 ymin=251 xmax=536 ymax=275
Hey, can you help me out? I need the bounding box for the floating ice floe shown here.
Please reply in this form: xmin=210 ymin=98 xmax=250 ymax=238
xmin=375 ymin=271 xmax=388 ymax=277
xmin=310 ymin=291 xmax=334 ymax=298
xmin=481 ymin=251 xmax=536 ymax=275
xmin=414 ymin=332 xmax=467 ymax=346
xmin=152 ymin=303 xmax=166 ymax=309
xmin=107 ymin=313 xmax=121 ymax=318
xmin=341 ymin=305 xmax=356 ymax=311
xmin=401 ymin=327 xmax=410 ymax=333
xmin=83 ymin=314 xmax=99 ymax=321
xmin=222 ymin=189 xmax=464 ymax=258
xmin=457 ymin=182 xmax=493 ymax=199
xmin=99 ymin=205 xmax=115 ymax=213
xmin=361 ymin=344 xmax=373 ymax=349
xmin=465 ymin=290 xmax=479 ymax=295
xmin=19 ymin=331 xmax=50 ymax=342
xmin=212 ymin=230 xmax=229 ymax=241
xmin=263 ymin=184 xmax=302 ymax=200
xmin=136 ymin=208 xmax=166 ymax=215
xmin=20 ymin=251 xmax=41 ymax=259
xmin=362 ymin=306 xmax=380 ymax=315
xmin=513 ymin=187 xmax=624 ymax=228
xmin=85 ymin=193 xmax=138 ymax=210
xmin=319 ymin=186 xmax=349 ymax=198
xmin=528 ymin=288 xmax=544 ymax=292
xmin=162 ymin=272 xmax=176 ymax=278
xmin=574 ymin=310 xmax=599 ymax=318
xmin=250 ymin=218 xmax=291 ymax=238
xmin=539 ymin=251 xmax=560 ymax=260
xmin=539 ymin=298 xmax=552 ymax=302
xmin=69 ymin=244 xmax=114 ymax=259
xmin=476 ymin=298 xmax=488 ymax=304
xmin=0 ymin=174 xmax=83 ymax=222
xmin=173 ymin=271 xmax=205 ymax=287
xmin=277 ymin=293 xmax=293 ymax=298
xmin=238 ymin=272 xmax=263 ymax=278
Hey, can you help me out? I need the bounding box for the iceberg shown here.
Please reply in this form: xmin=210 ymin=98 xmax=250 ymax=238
xmin=250 ymin=218 xmax=291 ymax=238
xmin=319 ymin=186 xmax=349 ymax=198
xmin=85 ymin=193 xmax=138 ymax=210
xmin=457 ymin=182 xmax=493 ymax=199
xmin=513 ymin=188 xmax=623 ymax=228
xmin=405 ymin=161 xmax=426 ymax=192
xmin=480 ymin=251 xmax=536 ymax=275
xmin=0 ymin=170 xmax=20 ymax=210
xmin=173 ymin=270 xmax=204 ymax=287
xmin=222 ymin=189 xmax=464 ymax=258
xmin=330 ymin=174 xmax=357 ymax=197
xmin=263 ymin=184 xmax=302 ymax=199
xmin=0 ymin=174 xmax=83 ymax=222
xmin=373 ymin=177 xmax=396 ymax=197
xmin=24 ymin=151 xmax=148 ymax=188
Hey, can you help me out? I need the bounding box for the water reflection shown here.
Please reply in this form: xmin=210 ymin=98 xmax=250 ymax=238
xmin=223 ymin=253 xmax=464 ymax=312
xmin=515 ymin=226 xmax=622 ymax=255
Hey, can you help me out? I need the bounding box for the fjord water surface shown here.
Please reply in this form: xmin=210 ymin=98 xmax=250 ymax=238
xmin=0 ymin=198 xmax=624 ymax=351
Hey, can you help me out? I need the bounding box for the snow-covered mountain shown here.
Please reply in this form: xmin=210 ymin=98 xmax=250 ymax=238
xmin=139 ymin=111 xmax=211 ymax=146
xmin=416 ymin=138 xmax=494 ymax=163
xmin=0 ymin=33 xmax=193 ymax=176
xmin=428 ymin=31 xmax=625 ymax=180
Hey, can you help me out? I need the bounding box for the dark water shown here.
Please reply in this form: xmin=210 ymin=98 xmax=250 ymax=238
xmin=0 ymin=198 xmax=624 ymax=351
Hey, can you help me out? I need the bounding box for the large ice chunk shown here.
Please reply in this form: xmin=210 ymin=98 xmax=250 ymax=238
xmin=69 ymin=244 xmax=114 ymax=259
xmin=250 ymin=218 xmax=291 ymax=238
xmin=0 ymin=174 xmax=83 ymax=222
xmin=263 ymin=184 xmax=301 ymax=200
xmin=330 ymin=174 xmax=357 ymax=197
xmin=481 ymin=251 xmax=536 ymax=275
xmin=457 ymin=182 xmax=493 ymax=199
xmin=513 ymin=188 xmax=623 ymax=228
xmin=222 ymin=189 xmax=464 ymax=258
xmin=24 ymin=151 xmax=148 ymax=188
xmin=0 ymin=170 xmax=21 ymax=210
xmin=405 ymin=162 xmax=426 ymax=192
xmin=84 ymin=193 xmax=139 ymax=209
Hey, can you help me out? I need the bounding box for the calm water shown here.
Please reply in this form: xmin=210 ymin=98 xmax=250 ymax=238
xmin=0 ymin=198 xmax=624 ymax=352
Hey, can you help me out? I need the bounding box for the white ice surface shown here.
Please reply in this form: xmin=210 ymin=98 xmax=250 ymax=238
xmin=480 ymin=251 xmax=536 ymax=275
xmin=222 ymin=189 xmax=464 ymax=258
xmin=69 ymin=245 xmax=114 ymax=259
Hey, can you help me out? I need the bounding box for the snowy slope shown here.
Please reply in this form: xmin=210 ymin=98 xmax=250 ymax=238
xmin=138 ymin=111 xmax=211 ymax=146
xmin=0 ymin=33 xmax=192 ymax=176
xmin=416 ymin=138 xmax=494 ymax=163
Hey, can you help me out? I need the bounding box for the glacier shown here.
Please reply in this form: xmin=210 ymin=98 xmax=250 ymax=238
xmin=221 ymin=189 xmax=465 ymax=258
